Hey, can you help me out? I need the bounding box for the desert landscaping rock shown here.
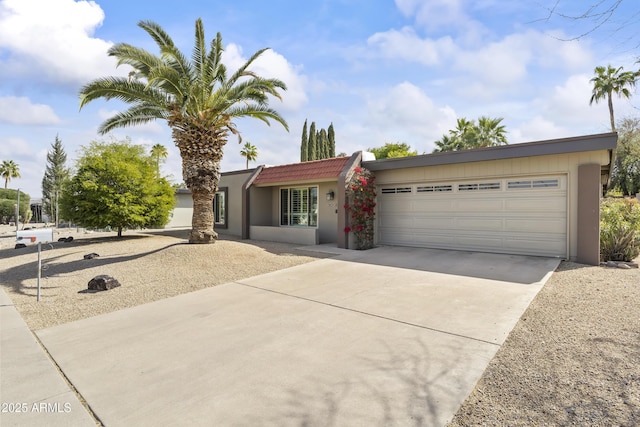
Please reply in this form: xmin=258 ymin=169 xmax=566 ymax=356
xmin=83 ymin=252 xmax=100 ymax=259
xmin=88 ymin=275 xmax=121 ymax=291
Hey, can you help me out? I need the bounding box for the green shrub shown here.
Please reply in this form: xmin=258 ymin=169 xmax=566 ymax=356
xmin=600 ymin=198 xmax=640 ymax=261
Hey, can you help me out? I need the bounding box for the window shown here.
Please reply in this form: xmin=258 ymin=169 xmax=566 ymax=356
xmin=458 ymin=182 xmax=501 ymax=191
xmin=280 ymin=187 xmax=318 ymax=226
xmin=507 ymin=179 xmax=559 ymax=190
xmin=213 ymin=187 xmax=227 ymax=228
xmin=417 ymin=184 xmax=453 ymax=193
xmin=381 ymin=187 xmax=412 ymax=194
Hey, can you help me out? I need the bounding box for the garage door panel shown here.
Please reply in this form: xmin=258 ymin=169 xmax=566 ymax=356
xmin=377 ymin=175 xmax=567 ymax=258
xmin=505 ymin=196 xmax=566 ymax=212
xmin=378 ymin=215 xmax=415 ymax=228
xmin=504 ymin=218 xmax=566 ymax=233
xmin=379 ymin=199 xmax=413 ymax=213
xmin=455 ymin=218 xmax=503 ymax=231
xmin=413 ymin=216 xmax=455 ymax=228
xmin=413 ymin=199 xmax=454 ymax=211
xmin=454 ymin=198 xmax=504 ymax=212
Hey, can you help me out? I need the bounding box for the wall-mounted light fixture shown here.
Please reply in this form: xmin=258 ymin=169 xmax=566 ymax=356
xmin=326 ymin=190 xmax=335 ymax=201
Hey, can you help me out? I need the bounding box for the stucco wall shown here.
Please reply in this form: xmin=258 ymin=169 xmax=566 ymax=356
xmin=165 ymin=192 xmax=192 ymax=228
xmin=166 ymin=170 xmax=254 ymax=236
xmin=253 ymin=181 xmax=340 ymax=244
xmin=372 ymin=150 xmax=610 ymax=261
xmin=219 ymin=171 xmax=253 ymax=236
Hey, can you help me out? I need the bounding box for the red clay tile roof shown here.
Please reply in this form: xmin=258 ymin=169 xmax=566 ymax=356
xmin=253 ymin=157 xmax=350 ymax=185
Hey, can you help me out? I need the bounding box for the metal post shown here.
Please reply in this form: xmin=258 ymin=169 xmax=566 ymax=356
xmin=16 ymin=188 xmax=20 ymax=232
xmin=37 ymin=242 xmax=42 ymax=302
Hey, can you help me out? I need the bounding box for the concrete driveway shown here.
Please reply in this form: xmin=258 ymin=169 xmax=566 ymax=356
xmin=36 ymin=246 xmax=559 ymax=426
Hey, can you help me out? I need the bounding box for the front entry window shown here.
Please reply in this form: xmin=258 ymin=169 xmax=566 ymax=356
xmin=280 ymin=187 xmax=318 ymax=226
xmin=213 ymin=188 xmax=227 ymax=228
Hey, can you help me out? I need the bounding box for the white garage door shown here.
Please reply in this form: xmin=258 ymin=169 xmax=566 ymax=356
xmin=377 ymin=175 xmax=567 ymax=258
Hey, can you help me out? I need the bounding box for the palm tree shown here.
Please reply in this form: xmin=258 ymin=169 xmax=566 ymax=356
xmin=0 ymin=160 xmax=21 ymax=188
xmin=240 ymin=142 xmax=258 ymax=169
xmin=475 ymin=116 xmax=508 ymax=147
xmin=589 ymin=65 xmax=638 ymax=132
xmin=150 ymin=143 xmax=168 ymax=174
xmin=79 ymin=19 xmax=288 ymax=243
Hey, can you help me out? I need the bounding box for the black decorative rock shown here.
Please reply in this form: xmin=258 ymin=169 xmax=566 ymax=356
xmin=65 ymin=236 xmax=74 ymax=242
xmin=14 ymin=243 xmax=27 ymax=249
xmin=88 ymin=275 xmax=121 ymax=291
xmin=58 ymin=237 xmax=67 ymax=242
xmin=83 ymin=253 xmax=100 ymax=259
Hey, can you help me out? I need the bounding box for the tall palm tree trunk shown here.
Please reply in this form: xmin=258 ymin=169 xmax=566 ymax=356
xmin=608 ymin=93 xmax=615 ymax=132
xmin=172 ymin=114 xmax=227 ymax=244
xmin=190 ymin=188 xmax=217 ymax=243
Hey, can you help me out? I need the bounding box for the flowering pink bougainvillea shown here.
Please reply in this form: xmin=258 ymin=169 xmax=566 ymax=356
xmin=344 ymin=167 xmax=376 ymax=250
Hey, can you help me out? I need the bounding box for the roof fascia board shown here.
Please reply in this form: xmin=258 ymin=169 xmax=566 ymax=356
xmin=363 ymin=133 xmax=617 ymax=171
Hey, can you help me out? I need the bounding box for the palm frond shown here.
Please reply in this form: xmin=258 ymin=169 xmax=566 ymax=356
xmin=138 ymin=20 xmax=175 ymax=50
xmin=79 ymin=77 xmax=173 ymax=110
xmin=108 ymin=43 xmax=162 ymax=77
xmin=98 ymin=105 xmax=168 ymax=134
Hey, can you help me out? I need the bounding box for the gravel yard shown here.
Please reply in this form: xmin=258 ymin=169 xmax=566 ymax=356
xmin=448 ymin=261 xmax=640 ymax=427
xmin=2 ymin=226 xmax=639 ymax=425
xmin=0 ymin=227 xmax=331 ymax=331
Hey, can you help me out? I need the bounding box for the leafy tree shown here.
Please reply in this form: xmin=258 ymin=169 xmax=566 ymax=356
xmin=60 ymin=140 xmax=175 ymax=237
xmin=41 ymin=135 xmax=70 ymax=226
xmin=433 ymin=116 xmax=508 ymax=152
xmin=327 ymin=123 xmax=336 ymax=157
xmin=611 ymin=117 xmax=640 ymax=196
xmin=0 ymin=189 xmax=29 ymax=224
xmin=0 ymin=160 xmax=21 ymax=189
xmin=240 ymin=142 xmax=258 ymax=169
xmin=78 ymin=19 xmax=288 ymax=244
xmin=308 ymin=121 xmax=317 ymax=161
xmin=300 ymin=119 xmax=308 ymax=162
xmin=150 ymin=143 xmax=168 ymax=175
xmin=368 ymin=142 xmax=418 ymax=159
xmin=589 ymin=65 xmax=638 ymax=132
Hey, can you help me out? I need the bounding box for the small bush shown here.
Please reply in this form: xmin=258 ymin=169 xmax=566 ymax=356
xmin=600 ymin=198 xmax=640 ymax=261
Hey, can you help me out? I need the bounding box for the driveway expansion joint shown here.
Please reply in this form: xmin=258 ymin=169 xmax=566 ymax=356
xmin=235 ymin=281 xmax=500 ymax=347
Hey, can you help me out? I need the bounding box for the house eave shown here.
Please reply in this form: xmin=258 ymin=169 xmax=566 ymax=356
xmin=363 ymin=132 xmax=618 ymax=171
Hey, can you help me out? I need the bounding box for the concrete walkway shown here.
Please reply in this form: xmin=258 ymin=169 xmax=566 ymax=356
xmin=0 ymin=289 xmax=97 ymax=426
xmin=11 ymin=246 xmax=558 ymax=426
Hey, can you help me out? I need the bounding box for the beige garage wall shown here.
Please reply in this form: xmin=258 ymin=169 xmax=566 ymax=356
xmin=373 ymin=150 xmax=610 ymax=261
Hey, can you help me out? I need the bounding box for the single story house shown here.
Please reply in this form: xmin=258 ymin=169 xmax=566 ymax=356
xmin=167 ymin=132 xmax=617 ymax=265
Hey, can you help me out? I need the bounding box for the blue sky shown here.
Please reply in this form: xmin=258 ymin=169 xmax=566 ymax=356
xmin=1 ymin=0 xmax=639 ymax=198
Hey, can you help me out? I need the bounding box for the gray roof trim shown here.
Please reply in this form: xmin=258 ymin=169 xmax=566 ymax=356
xmin=363 ymin=132 xmax=617 ymax=171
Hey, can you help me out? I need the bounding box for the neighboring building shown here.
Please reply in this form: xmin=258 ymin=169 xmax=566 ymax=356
xmin=169 ymin=132 xmax=617 ymax=265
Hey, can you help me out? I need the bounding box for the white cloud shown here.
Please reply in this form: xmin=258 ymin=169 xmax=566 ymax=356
xmin=367 ymin=27 xmax=455 ymax=66
xmin=0 ymin=136 xmax=35 ymax=157
xmin=0 ymin=96 xmax=61 ymax=125
xmin=224 ymin=44 xmax=308 ymax=112
xmin=366 ymin=81 xmax=457 ymax=150
xmin=511 ymin=116 xmax=569 ymax=143
xmin=396 ymin=0 xmax=463 ymax=31
xmin=0 ymin=0 xmax=122 ymax=84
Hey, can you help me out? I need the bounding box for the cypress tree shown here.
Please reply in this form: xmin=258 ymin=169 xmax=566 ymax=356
xmin=328 ymin=123 xmax=335 ymax=157
xmin=300 ymin=119 xmax=308 ymax=162
xmin=319 ymin=128 xmax=329 ymax=159
xmin=41 ymin=135 xmax=70 ymax=226
xmin=308 ymin=122 xmax=317 ymax=161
